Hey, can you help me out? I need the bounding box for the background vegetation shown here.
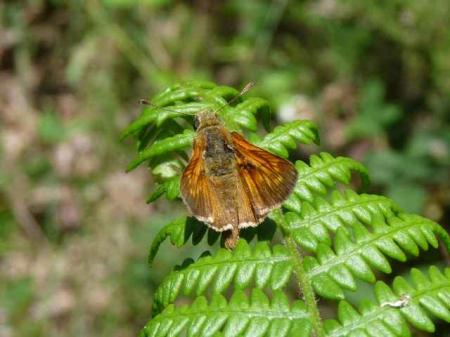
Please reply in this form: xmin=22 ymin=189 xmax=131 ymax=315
xmin=0 ymin=1 xmax=449 ymax=337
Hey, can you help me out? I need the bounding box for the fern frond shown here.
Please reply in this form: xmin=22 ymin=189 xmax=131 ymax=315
xmin=123 ymin=82 xmax=267 ymax=140
xmin=125 ymin=83 xmax=450 ymax=337
xmin=151 ymin=159 xmax=183 ymax=179
xmin=145 ymin=160 xmax=183 ymax=202
xmin=304 ymin=213 xmax=439 ymax=299
xmin=127 ymin=130 xmax=195 ymax=171
xmin=224 ymin=97 xmax=271 ymax=132
xmin=122 ymin=81 xmax=219 ymax=138
xmin=152 ymin=240 xmax=293 ymax=314
xmin=148 ymin=217 xmax=279 ymax=265
xmin=143 ymin=289 xmax=312 ymax=337
xmin=258 ymin=120 xmax=319 ymax=158
xmin=285 ymin=190 xmax=398 ymax=250
xmin=121 ymin=102 xmax=203 ymax=139
xmin=153 ymin=213 xmax=441 ymax=310
xmin=284 ymin=153 xmax=370 ymax=212
xmin=148 ymin=217 xmax=219 ymax=264
xmin=325 ymin=266 xmax=450 ymax=337
xmin=146 ymin=177 xmax=180 ymax=203
xmin=150 ymin=82 xmax=240 ymax=109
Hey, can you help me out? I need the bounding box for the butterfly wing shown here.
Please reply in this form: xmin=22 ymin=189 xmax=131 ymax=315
xmin=231 ymin=132 xmax=298 ymax=221
xmin=180 ymin=135 xmax=215 ymax=224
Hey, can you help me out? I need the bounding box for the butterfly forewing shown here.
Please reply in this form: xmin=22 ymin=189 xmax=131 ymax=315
xmin=231 ymin=132 xmax=298 ymax=219
xmin=180 ymin=136 xmax=215 ymax=224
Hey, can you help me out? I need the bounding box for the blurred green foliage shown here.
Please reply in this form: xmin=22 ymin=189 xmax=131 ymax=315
xmin=0 ymin=1 xmax=449 ymax=337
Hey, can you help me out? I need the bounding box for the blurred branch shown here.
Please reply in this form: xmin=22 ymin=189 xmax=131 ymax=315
xmin=253 ymin=0 xmax=289 ymax=63
xmin=84 ymin=0 xmax=162 ymax=89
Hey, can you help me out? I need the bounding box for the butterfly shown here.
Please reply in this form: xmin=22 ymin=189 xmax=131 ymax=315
xmin=180 ymin=97 xmax=297 ymax=249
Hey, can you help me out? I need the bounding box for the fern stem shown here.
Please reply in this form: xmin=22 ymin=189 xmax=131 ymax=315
xmin=286 ymin=236 xmax=325 ymax=337
xmin=274 ymin=210 xmax=325 ymax=337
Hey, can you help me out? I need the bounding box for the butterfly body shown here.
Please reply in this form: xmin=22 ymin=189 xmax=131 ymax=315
xmin=180 ymin=111 xmax=297 ymax=248
xmin=203 ymin=128 xmax=235 ymax=177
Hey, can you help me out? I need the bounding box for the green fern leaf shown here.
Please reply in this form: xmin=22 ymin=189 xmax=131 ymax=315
xmin=146 ymin=160 xmax=183 ymax=202
xmin=152 ymin=240 xmax=293 ymax=314
xmin=325 ymin=266 xmax=450 ymax=337
xmin=147 ymin=84 xmax=244 ymax=129
xmin=146 ymin=176 xmax=180 ymax=203
xmin=148 ymin=217 xmax=218 ymax=264
xmin=123 ymin=82 xmax=267 ymax=140
xmin=127 ymin=130 xmax=195 ymax=171
xmin=304 ymin=213 xmax=439 ymax=299
xmin=151 ymin=159 xmax=183 ymax=179
xmin=285 ymin=190 xmax=398 ymax=250
xmin=143 ymin=289 xmax=312 ymax=337
xmin=121 ymin=103 xmax=202 ymax=139
xmin=257 ymin=120 xmax=319 ymax=158
xmin=284 ymin=153 xmax=370 ymax=212
xmin=151 ymin=81 xmax=231 ymax=107
xmin=148 ymin=217 xmax=279 ymax=265
xmin=152 ymin=213 xmax=442 ymax=310
xmin=122 ymin=80 xmax=219 ymax=139
xmin=221 ymin=97 xmax=271 ymax=132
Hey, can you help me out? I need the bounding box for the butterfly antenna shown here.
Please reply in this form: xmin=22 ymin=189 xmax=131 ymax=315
xmin=138 ymin=98 xmax=195 ymax=116
xmin=240 ymin=81 xmax=255 ymax=96
xmin=213 ymin=81 xmax=255 ymax=114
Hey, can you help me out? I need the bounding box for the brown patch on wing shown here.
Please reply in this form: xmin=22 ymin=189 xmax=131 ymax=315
xmin=180 ymin=135 xmax=215 ymax=224
xmin=231 ymin=132 xmax=298 ymax=220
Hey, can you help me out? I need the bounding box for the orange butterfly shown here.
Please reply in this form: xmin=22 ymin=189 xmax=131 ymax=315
xmin=180 ymin=107 xmax=297 ymax=249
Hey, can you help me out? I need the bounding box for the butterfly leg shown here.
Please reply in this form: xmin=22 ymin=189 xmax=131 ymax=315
xmin=225 ymin=226 xmax=239 ymax=249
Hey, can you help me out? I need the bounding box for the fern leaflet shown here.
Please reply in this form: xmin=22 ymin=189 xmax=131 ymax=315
xmin=326 ymin=266 xmax=450 ymax=337
xmin=258 ymin=120 xmax=320 ymax=158
xmin=127 ymin=129 xmax=195 ymax=171
xmin=143 ymin=289 xmax=311 ymax=337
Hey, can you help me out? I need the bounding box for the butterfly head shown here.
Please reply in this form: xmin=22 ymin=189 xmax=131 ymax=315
xmin=194 ymin=110 xmax=221 ymax=131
